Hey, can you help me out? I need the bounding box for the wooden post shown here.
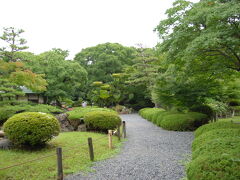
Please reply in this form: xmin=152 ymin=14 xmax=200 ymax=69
xmin=88 ymin=137 xmax=94 ymax=161
xmin=56 ymin=147 xmax=63 ymax=180
xmin=117 ymin=125 xmax=121 ymax=141
xmin=108 ymin=130 xmax=113 ymax=149
xmin=122 ymin=121 xmax=126 ymax=138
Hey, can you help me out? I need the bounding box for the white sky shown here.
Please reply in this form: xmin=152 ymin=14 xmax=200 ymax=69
xmin=0 ymin=0 xmax=199 ymax=59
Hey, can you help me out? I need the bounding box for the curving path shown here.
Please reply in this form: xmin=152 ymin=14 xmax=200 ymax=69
xmin=65 ymin=114 xmax=194 ymax=180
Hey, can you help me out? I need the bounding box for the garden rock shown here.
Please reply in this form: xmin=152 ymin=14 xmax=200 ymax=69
xmin=55 ymin=113 xmax=74 ymax=132
xmin=0 ymin=130 xmax=4 ymax=137
xmin=77 ymin=124 xmax=87 ymax=132
xmin=0 ymin=139 xmax=12 ymax=149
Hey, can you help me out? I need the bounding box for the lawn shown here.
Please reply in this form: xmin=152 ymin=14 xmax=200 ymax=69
xmin=0 ymin=131 xmax=122 ymax=180
xmin=218 ymin=115 xmax=240 ymax=123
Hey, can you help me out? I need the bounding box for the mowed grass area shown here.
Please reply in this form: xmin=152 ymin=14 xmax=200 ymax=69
xmin=0 ymin=132 xmax=122 ymax=180
xmin=218 ymin=115 xmax=240 ymax=123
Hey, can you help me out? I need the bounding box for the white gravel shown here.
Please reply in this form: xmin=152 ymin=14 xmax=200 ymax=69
xmin=65 ymin=114 xmax=194 ymax=180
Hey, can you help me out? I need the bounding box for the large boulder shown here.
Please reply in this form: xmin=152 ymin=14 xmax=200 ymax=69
xmin=55 ymin=113 xmax=74 ymax=132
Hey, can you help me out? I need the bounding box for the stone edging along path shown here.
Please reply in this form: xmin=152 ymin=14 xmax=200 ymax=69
xmin=65 ymin=114 xmax=194 ymax=180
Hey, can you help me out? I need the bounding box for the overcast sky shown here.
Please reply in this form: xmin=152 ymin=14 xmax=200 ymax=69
xmin=0 ymin=0 xmax=199 ymax=59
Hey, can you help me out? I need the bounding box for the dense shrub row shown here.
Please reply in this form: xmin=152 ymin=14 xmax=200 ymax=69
xmin=0 ymin=104 xmax=63 ymax=124
xmin=187 ymin=121 xmax=240 ymax=180
xmin=139 ymin=108 xmax=208 ymax=131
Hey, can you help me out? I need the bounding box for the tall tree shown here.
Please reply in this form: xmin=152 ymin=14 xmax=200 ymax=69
xmin=0 ymin=27 xmax=28 ymax=62
xmin=74 ymin=43 xmax=137 ymax=83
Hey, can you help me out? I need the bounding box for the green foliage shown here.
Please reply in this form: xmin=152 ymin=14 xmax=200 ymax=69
xmin=190 ymin=104 xmax=214 ymax=118
xmin=0 ymin=104 xmax=63 ymax=124
xmin=3 ymin=112 xmax=60 ymax=146
xmin=194 ymin=121 xmax=240 ymax=138
xmin=139 ymin=108 xmax=207 ymax=131
xmin=74 ymin=43 xmax=136 ymax=83
xmin=160 ymin=112 xmax=208 ymax=131
xmin=84 ymin=111 xmax=121 ymax=132
xmin=192 ymin=137 xmax=240 ymax=160
xmin=192 ymin=128 xmax=240 ymax=151
xmin=24 ymin=50 xmax=87 ymax=104
xmin=187 ymin=154 xmax=240 ymax=180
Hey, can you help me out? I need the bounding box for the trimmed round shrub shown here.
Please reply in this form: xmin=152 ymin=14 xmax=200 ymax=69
xmin=192 ymin=128 xmax=240 ymax=151
xmin=187 ymin=154 xmax=240 ymax=180
xmin=3 ymin=112 xmax=60 ymax=146
xmin=190 ymin=104 xmax=214 ymax=118
xmin=160 ymin=112 xmax=208 ymax=131
xmin=84 ymin=111 xmax=121 ymax=132
xmin=195 ymin=121 xmax=240 ymax=138
xmin=139 ymin=108 xmax=165 ymax=122
xmin=67 ymin=107 xmax=115 ymax=129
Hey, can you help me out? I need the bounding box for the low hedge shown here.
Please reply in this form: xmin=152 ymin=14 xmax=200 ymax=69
xmin=160 ymin=112 xmax=208 ymax=131
xmin=194 ymin=121 xmax=240 ymax=138
xmin=84 ymin=111 xmax=121 ymax=132
xmin=3 ymin=112 xmax=60 ymax=147
xmin=139 ymin=108 xmax=208 ymax=131
xmin=0 ymin=104 xmax=63 ymax=124
xmin=187 ymin=154 xmax=240 ymax=180
xmin=192 ymin=137 xmax=240 ymax=160
xmin=192 ymin=128 xmax=240 ymax=151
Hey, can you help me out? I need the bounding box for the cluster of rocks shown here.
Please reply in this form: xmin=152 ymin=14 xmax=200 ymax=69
xmin=55 ymin=113 xmax=86 ymax=132
xmin=0 ymin=130 xmax=12 ymax=149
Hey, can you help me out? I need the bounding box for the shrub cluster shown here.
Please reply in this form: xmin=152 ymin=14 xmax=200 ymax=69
xmin=139 ymin=108 xmax=208 ymax=131
xmin=67 ymin=107 xmax=116 ymax=129
xmin=0 ymin=104 xmax=63 ymax=124
xmin=3 ymin=112 xmax=60 ymax=147
xmin=84 ymin=111 xmax=121 ymax=132
xmin=187 ymin=121 xmax=240 ymax=180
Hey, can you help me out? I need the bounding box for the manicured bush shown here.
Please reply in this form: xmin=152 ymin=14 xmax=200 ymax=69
xmin=160 ymin=112 xmax=208 ymax=131
xmin=192 ymin=137 xmax=240 ymax=160
xmin=190 ymin=104 xmax=214 ymax=118
xmin=3 ymin=112 xmax=60 ymax=146
xmin=187 ymin=154 xmax=240 ymax=180
xmin=0 ymin=104 xmax=63 ymax=124
xmin=194 ymin=121 xmax=240 ymax=138
xmin=192 ymin=128 xmax=240 ymax=151
xmin=139 ymin=108 xmax=165 ymax=122
xmin=84 ymin=111 xmax=121 ymax=132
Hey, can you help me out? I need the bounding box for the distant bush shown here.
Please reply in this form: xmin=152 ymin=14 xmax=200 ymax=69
xmin=190 ymin=104 xmax=214 ymax=118
xmin=3 ymin=112 xmax=60 ymax=147
xmin=139 ymin=108 xmax=165 ymax=122
xmin=194 ymin=121 xmax=240 ymax=138
xmin=192 ymin=128 xmax=240 ymax=151
xmin=0 ymin=104 xmax=63 ymax=124
xmin=192 ymin=137 xmax=240 ymax=160
xmin=187 ymin=154 xmax=240 ymax=180
xmin=67 ymin=107 xmax=115 ymax=129
xmin=84 ymin=111 xmax=121 ymax=132
xmin=160 ymin=112 xmax=208 ymax=131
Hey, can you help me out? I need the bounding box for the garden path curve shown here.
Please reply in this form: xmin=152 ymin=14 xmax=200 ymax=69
xmin=65 ymin=114 xmax=194 ymax=180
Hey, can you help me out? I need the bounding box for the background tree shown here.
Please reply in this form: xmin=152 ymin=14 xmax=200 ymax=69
xmin=74 ymin=42 xmax=137 ymax=83
xmin=0 ymin=27 xmax=28 ymax=62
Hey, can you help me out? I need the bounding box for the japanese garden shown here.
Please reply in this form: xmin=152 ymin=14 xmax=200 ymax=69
xmin=0 ymin=0 xmax=240 ymax=179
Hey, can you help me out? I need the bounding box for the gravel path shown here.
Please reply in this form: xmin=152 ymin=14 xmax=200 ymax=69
xmin=65 ymin=114 xmax=194 ymax=180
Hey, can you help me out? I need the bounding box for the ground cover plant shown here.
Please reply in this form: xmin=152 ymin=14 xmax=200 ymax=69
xmin=0 ymin=132 xmax=122 ymax=180
xmin=187 ymin=116 xmax=240 ymax=180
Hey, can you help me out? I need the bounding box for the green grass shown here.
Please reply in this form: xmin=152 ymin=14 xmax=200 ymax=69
xmin=218 ymin=116 xmax=240 ymax=123
xmin=0 ymin=131 xmax=122 ymax=180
